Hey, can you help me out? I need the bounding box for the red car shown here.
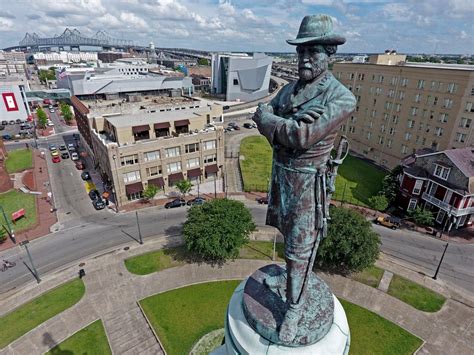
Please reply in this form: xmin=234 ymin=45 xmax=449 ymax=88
xmin=52 ymin=156 xmax=61 ymax=163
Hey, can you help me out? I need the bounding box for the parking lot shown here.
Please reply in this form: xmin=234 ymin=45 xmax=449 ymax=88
xmin=0 ymin=119 xmax=34 ymax=140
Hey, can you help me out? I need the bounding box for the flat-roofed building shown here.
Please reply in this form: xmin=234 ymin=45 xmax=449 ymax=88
xmin=76 ymin=95 xmax=225 ymax=207
xmin=334 ymin=54 xmax=474 ymax=169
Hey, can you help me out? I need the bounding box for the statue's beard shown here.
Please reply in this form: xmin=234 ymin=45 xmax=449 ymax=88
xmin=298 ymin=61 xmax=327 ymax=82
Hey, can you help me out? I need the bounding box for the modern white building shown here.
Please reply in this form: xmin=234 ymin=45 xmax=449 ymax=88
xmin=0 ymin=77 xmax=30 ymax=121
xmin=211 ymin=52 xmax=272 ymax=101
xmin=32 ymin=51 xmax=98 ymax=64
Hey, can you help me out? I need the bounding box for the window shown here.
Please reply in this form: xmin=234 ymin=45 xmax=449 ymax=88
xmin=386 ymin=139 xmax=392 ymax=147
xmin=185 ymin=143 xmax=199 ymax=153
xmin=366 ymin=132 xmax=371 ymax=140
xmin=380 ymin=124 xmax=385 ymax=133
xmin=401 ymin=144 xmax=408 ymax=154
xmin=404 ymin=132 xmax=411 ymax=141
xmin=187 ymin=157 xmax=200 ymax=168
xmin=349 ymin=126 xmax=355 ymax=133
xmin=378 ymin=136 xmax=384 ymax=144
xmin=439 ymin=113 xmax=449 ymax=123
xmin=165 ymin=146 xmax=180 ymax=158
xmin=120 ymin=154 xmax=138 ymax=166
xmin=233 ymin=78 xmax=239 ymax=85
xmin=203 ymin=140 xmax=216 ymax=150
xmin=392 ymin=115 xmax=399 ymax=124
xmin=395 ymin=103 xmax=401 ymax=112
xmin=443 ymin=98 xmax=453 ymax=109
xmin=434 ymin=164 xmax=450 ymax=180
xmin=384 ymin=101 xmax=392 ymax=110
xmin=357 ymin=73 xmax=365 ymax=80
xmin=123 ymin=170 xmax=140 ymax=183
xmin=390 ymin=76 xmax=398 ymax=86
xmin=204 ymin=154 xmax=217 ymax=163
xmin=350 ymin=116 xmax=357 ymax=123
xmin=355 ymin=85 xmax=362 ymax=92
xmin=376 ymin=87 xmax=382 ymax=95
xmin=388 ymin=89 xmax=395 ymax=98
xmin=411 ymin=107 xmax=418 ymax=116
xmin=430 ymin=81 xmax=439 ymax=90
xmin=414 ymin=93 xmax=422 ymax=103
xmin=435 ymin=127 xmax=443 ymax=137
xmin=408 ymin=198 xmax=417 ymax=211
xmin=407 ymin=119 xmax=415 ymax=128
xmin=389 ymin=127 xmax=395 ymax=135
xmin=466 ymin=102 xmax=474 ymax=113
xmin=417 ymin=79 xmax=425 ymax=89
xmin=413 ymin=180 xmax=423 ymax=195
xmin=340 ymin=124 xmax=346 ymax=132
xmin=378 ymin=75 xmax=384 ymax=83
xmin=144 ymin=150 xmax=160 ymax=162
xmin=146 ymin=166 xmax=162 ymax=177
xmin=459 ymin=117 xmax=472 ymax=128
xmin=384 ymin=113 xmax=389 ymax=121
xmin=398 ymin=91 xmax=405 ymax=100
xmin=167 ymin=161 xmax=182 ymax=173
xmin=371 ymin=109 xmax=376 ymax=118
xmin=447 ymin=83 xmax=457 ymax=93
xmin=455 ymin=132 xmax=466 ymax=143
xmin=401 ymin=78 xmax=408 ymax=87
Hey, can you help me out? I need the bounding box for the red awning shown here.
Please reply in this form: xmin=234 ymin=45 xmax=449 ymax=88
xmin=168 ymin=172 xmax=184 ymax=183
xmin=148 ymin=177 xmax=164 ymax=188
xmin=154 ymin=122 xmax=170 ymax=130
xmin=125 ymin=182 xmax=143 ymax=194
xmin=205 ymin=164 xmax=218 ymax=174
xmin=132 ymin=125 xmax=150 ymax=133
xmin=174 ymin=119 xmax=190 ymax=127
xmin=187 ymin=168 xmax=202 ymax=178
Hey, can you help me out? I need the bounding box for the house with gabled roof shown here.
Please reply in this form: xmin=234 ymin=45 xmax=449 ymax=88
xmin=397 ymin=147 xmax=474 ymax=231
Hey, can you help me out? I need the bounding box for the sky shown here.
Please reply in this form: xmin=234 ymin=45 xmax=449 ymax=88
xmin=0 ymin=0 xmax=472 ymax=54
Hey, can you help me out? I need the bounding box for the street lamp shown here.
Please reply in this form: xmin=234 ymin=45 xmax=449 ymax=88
xmin=112 ymin=154 xmax=120 ymax=212
xmin=0 ymin=206 xmax=15 ymax=243
xmin=20 ymin=239 xmax=41 ymax=283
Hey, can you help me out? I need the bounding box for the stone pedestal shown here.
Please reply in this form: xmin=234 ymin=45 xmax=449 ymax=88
xmin=212 ymin=279 xmax=350 ymax=355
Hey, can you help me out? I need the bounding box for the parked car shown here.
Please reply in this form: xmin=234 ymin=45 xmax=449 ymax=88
xmin=52 ymin=156 xmax=61 ymax=163
xmin=257 ymin=196 xmax=269 ymax=204
xmin=92 ymin=198 xmax=106 ymax=210
xmin=165 ymin=198 xmax=186 ymax=209
xmin=9 ymin=120 xmax=15 ymax=125
xmin=47 ymin=120 xmax=54 ymax=127
xmin=1 ymin=134 xmax=12 ymax=140
xmin=71 ymin=152 xmax=79 ymax=161
xmin=233 ymin=125 xmax=241 ymax=130
xmin=374 ymin=216 xmax=401 ymax=230
xmin=49 ymin=144 xmax=57 ymax=151
xmin=88 ymin=189 xmax=100 ymax=201
xmin=81 ymin=171 xmax=91 ymax=181
xmin=75 ymin=161 xmax=85 ymax=170
xmin=59 ymin=144 xmax=67 ymax=151
xmin=1 ymin=120 xmax=7 ymax=125
xmin=61 ymin=152 xmax=70 ymax=159
xmin=0 ymin=125 xmax=5 ymax=131
xmin=243 ymin=122 xmax=254 ymax=129
xmin=186 ymin=197 xmax=207 ymax=206
xmin=49 ymin=108 xmax=55 ymax=113
xmin=51 ymin=150 xmax=59 ymax=157
xmin=68 ymin=143 xmax=76 ymax=151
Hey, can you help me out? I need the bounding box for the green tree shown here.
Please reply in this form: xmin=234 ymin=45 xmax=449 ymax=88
xmin=175 ymin=180 xmax=193 ymax=197
xmin=183 ymin=199 xmax=256 ymax=262
xmin=408 ymin=207 xmax=434 ymax=226
xmin=60 ymin=102 xmax=73 ymax=122
xmin=143 ymin=184 xmax=160 ymax=201
xmin=36 ymin=107 xmax=48 ymax=128
xmin=38 ymin=69 xmax=55 ymax=83
xmin=380 ymin=165 xmax=403 ymax=204
xmin=316 ymin=206 xmax=380 ymax=274
xmin=198 ymin=58 xmax=209 ymax=66
xmin=368 ymin=195 xmax=389 ymax=212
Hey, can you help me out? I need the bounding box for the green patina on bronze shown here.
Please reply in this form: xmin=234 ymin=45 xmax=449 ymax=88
xmin=247 ymin=14 xmax=357 ymax=346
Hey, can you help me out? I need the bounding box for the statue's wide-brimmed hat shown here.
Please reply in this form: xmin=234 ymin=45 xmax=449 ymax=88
xmin=287 ymin=14 xmax=346 ymax=46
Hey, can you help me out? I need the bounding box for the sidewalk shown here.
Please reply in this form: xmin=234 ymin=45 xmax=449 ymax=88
xmin=1 ymin=236 xmax=473 ymax=354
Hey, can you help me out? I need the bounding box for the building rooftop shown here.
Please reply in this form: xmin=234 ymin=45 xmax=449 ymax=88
xmin=404 ymin=62 xmax=474 ymax=71
xmin=442 ymin=148 xmax=474 ymax=178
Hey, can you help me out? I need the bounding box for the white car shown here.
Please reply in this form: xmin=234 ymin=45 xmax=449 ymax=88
xmin=68 ymin=143 xmax=76 ymax=151
xmin=71 ymin=152 xmax=79 ymax=161
xmin=47 ymin=120 xmax=54 ymax=127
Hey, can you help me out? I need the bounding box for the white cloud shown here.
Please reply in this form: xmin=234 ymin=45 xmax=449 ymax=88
xmin=0 ymin=18 xmax=14 ymax=31
xmin=119 ymin=12 xmax=147 ymax=29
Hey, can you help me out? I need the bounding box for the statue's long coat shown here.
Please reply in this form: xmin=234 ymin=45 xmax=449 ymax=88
xmin=255 ymin=71 xmax=356 ymax=255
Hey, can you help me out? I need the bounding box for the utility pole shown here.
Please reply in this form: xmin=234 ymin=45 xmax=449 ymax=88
xmin=136 ymin=211 xmax=143 ymax=245
xmin=20 ymin=240 xmax=41 ymax=283
xmin=341 ymin=182 xmax=347 ymax=207
xmin=432 ymin=243 xmax=449 ymax=280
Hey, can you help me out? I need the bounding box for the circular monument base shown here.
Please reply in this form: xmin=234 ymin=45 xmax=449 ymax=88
xmin=211 ymin=279 xmax=350 ymax=355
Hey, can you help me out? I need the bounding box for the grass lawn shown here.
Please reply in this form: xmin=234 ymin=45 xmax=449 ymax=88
xmin=140 ymin=281 xmax=422 ymax=355
xmin=0 ymin=279 xmax=85 ymax=349
xmin=239 ymin=240 xmax=284 ymax=261
xmin=124 ymin=246 xmax=187 ymax=275
xmin=350 ymin=265 xmax=385 ymax=288
xmin=140 ymin=280 xmax=240 ymax=355
xmin=238 ymin=136 xmax=386 ymax=204
xmin=388 ymin=275 xmax=446 ymax=312
xmin=240 ymin=136 xmax=273 ymax=192
xmin=341 ymin=299 xmax=423 ymax=354
xmin=5 ymin=149 xmax=33 ymax=173
xmin=46 ymin=320 xmax=111 ymax=355
xmin=0 ymin=189 xmax=37 ymax=233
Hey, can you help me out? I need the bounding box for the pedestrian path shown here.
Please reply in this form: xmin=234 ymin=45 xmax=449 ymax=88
xmin=1 ymin=237 xmax=473 ymax=354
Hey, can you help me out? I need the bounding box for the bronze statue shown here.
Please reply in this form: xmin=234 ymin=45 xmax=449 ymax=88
xmin=252 ymin=14 xmax=356 ymax=343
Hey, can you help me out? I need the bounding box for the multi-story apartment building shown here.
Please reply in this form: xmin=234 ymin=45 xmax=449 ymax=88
xmin=73 ymin=95 xmax=225 ymax=207
xmin=334 ymin=53 xmax=474 ymax=169
xmin=397 ymin=147 xmax=473 ymax=231
xmin=0 ymin=51 xmax=26 ymax=77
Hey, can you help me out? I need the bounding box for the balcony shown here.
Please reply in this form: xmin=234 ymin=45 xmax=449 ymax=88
xmin=422 ymin=193 xmax=474 ymax=217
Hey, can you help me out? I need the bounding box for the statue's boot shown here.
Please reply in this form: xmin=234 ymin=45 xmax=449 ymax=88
xmin=264 ymin=273 xmax=286 ymax=289
xmin=279 ymin=258 xmax=308 ymax=343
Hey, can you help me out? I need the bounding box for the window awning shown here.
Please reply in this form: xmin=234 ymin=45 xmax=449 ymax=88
xmin=205 ymin=164 xmax=219 ymax=174
xmin=125 ymin=182 xmax=143 ymax=195
xmin=168 ymin=172 xmax=184 ymax=183
xmin=187 ymin=168 xmax=202 ymax=178
xmin=132 ymin=125 xmax=150 ymax=133
xmin=148 ymin=177 xmax=164 ymax=188
xmin=154 ymin=122 xmax=170 ymax=130
xmin=174 ymin=119 xmax=190 ymax=127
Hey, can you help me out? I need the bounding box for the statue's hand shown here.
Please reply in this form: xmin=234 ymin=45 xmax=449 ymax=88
xmin=254 ymin=103 xmax=274 ymax=122
xmin=294 ymin=109 xmax=322 ymax=124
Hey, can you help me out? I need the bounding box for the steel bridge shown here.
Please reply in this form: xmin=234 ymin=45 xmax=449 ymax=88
xmin=4 ymin=28 xmax=136 ymax=51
